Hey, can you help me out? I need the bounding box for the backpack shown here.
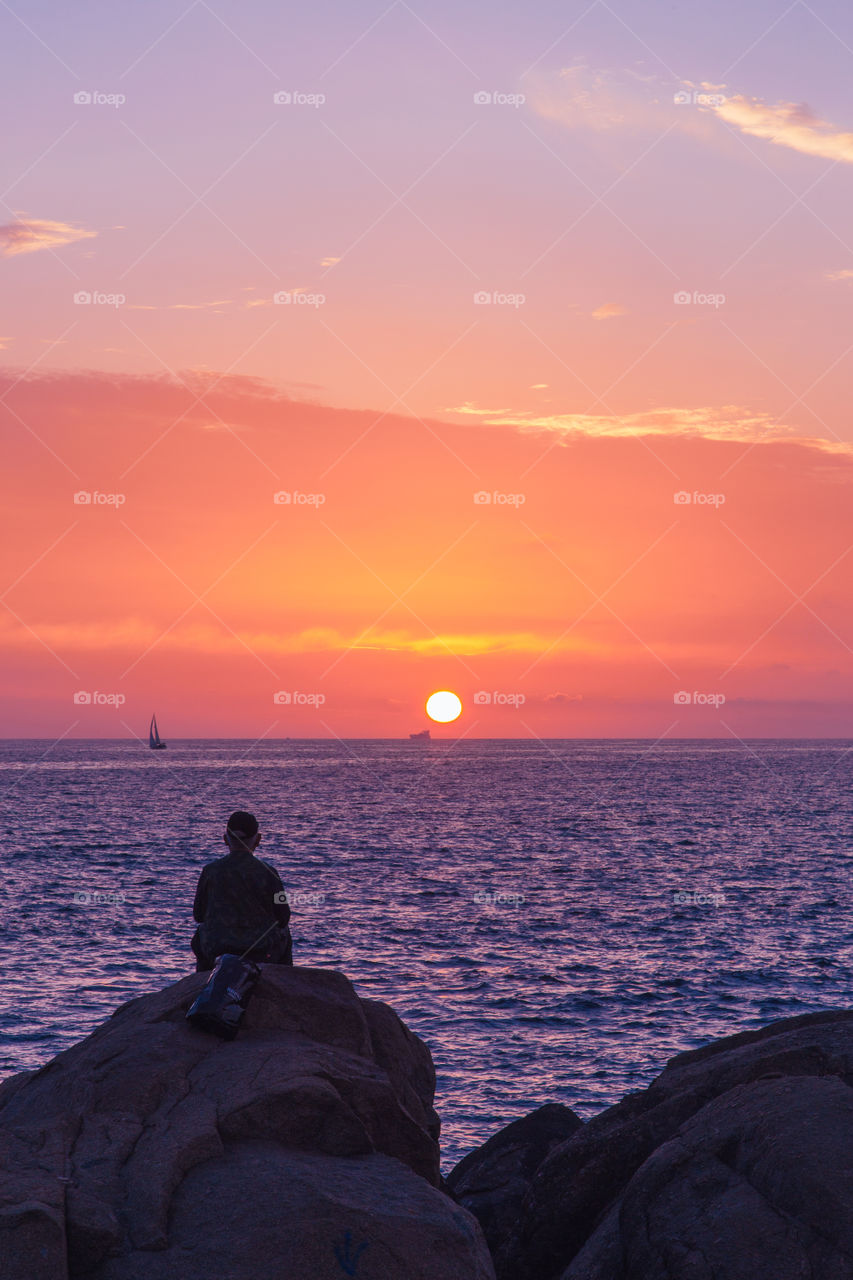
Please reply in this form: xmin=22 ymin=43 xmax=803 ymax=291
xmin=185 ymin=953 xmax=261 ymax=1040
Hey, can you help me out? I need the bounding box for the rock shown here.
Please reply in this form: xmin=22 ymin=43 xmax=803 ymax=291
xmin=446 ymin=1103 xmax=583 ymax=1255
xmin=94 ymin=1147 xmax=494 ymax=1280
xmin=492 ymin=1008 xmax=853 ymax=1280
xmin=570 ymin=1075 xmax=853 ymax=1279
xmin=0 ymin=966 xmax=495 ymax=1280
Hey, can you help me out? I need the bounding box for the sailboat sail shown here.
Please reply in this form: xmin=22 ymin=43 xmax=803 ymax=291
xmin=149 ymin=713 xmax=167 ymax=750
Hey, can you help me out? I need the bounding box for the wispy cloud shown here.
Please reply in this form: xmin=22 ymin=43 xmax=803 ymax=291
xmin=0 ymin=616 xmax=594 ymax=658
xmin=0 ymin=217 xmax=97 ymax=257
xmin=529 ymin=64 xmax=853 ymax=167
xmin=169 ymin=299 xmax=231 ymax=311
xmin=447 ymin=402 xmax=818 ymax=445
xmin=529 ymin=63 xmax=670 ymax=132
xmin=592 ymin=302 xmax=627 ymax=320
xmin=714 ymin=97 xmax=853 ymax=164
xmin=126 ymin=298 xmax=235 ymax=312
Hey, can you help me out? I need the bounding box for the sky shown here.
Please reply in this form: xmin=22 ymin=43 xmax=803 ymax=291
xmin=1 ymin=0 xmax=852 ymax=738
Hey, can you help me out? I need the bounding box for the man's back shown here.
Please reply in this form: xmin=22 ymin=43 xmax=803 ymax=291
xmin=191 ymin=810 xmax=293 ymax=970
xmin=194 ymin=850 xmax=289 ymax=953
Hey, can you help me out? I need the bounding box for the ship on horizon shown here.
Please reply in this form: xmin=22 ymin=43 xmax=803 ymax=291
xmin=408 ymin=728 xmax=431 ymax=741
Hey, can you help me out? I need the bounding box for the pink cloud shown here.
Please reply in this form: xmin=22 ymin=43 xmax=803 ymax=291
xmin=713 ymin=96 xmax=853 ymax=163
xmin=0 ymin=217 xmax=97 ymax=257
xmin=592 ymin=303 xmax=627 ymax=320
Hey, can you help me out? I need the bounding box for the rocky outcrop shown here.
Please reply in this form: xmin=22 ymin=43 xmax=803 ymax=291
xmin=0 ymin=966 xmax=495 ymax=1280
xmin=8 ymin=973 xmax=853 ymax=1280
xmin=566 ymin=1073 xmax=853 ymax=1279
xmin=446 ymin=1103 xmax=582 ymax=1257
xmin=474 ymin=1009 xmax=853 ymax=1280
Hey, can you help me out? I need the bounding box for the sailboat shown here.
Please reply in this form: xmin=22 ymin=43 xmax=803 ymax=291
xmin=148 ymin=713 xmax=168 ymax=750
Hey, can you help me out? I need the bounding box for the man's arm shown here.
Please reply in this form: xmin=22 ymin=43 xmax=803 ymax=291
xmin=192 ymin=867 xmax=209 ymax=923
xmin=267 ymin=865 xmax=291 ymax=927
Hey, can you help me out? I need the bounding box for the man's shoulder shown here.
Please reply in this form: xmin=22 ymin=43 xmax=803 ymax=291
xmin=199 ymin=854 xmax=228 ymax=872
xmin=198 ymin=853 xmax=237 ymax=881
xmin=256 ymin=856 xmax=282 ymax=883
xmin=197 ymin=852 xmax=280 ymax=883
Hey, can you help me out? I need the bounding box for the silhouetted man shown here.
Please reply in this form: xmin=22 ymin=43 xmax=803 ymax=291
xmin=191 ymin=810 xmax=293 ymax=971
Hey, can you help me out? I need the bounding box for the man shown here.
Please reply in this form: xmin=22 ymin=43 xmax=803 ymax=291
xmin=191 ymin=810 xmax=293 ymax=971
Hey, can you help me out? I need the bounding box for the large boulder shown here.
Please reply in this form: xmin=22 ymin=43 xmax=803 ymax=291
xmin=446 ymin=1103 xmax=583 ymax=1256
xmin=0 ymin=966 xmax=495 ymax=1280
xmin=492 ymin=1008 xmax=853 ymax=1280
xmin=566 ymin=1075 xmax=853 ymax=1278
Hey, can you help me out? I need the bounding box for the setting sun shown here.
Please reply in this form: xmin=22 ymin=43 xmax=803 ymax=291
xmin=425 ymin=691 xmax=462 ymax=723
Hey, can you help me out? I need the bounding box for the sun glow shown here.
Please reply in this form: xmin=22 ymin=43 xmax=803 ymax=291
xmin=426 ymin=690 xmax=462 ymax=723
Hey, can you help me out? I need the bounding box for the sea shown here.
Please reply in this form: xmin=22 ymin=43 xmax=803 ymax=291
xmin=1 ymin=737 xmax=851 ymax=1169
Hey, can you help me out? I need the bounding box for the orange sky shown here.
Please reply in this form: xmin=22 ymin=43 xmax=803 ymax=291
xmin=2 ymin=368 xmax=850 ymax=737
xmin=2 ymin=2 xmax=852 ymax=737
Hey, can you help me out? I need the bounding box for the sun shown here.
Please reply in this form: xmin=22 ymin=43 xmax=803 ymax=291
xmin=426 ymin=690 xmax=462 ymax=723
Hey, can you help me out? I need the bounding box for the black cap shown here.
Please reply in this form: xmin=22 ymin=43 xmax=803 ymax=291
xmin=227 ymin=810 xmax=259 ymax=837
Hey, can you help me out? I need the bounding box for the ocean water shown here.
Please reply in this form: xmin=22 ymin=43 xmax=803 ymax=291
xmin=0 ymin=737 xmax=851 ymax=1168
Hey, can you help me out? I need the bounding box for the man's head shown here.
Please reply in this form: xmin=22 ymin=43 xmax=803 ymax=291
xmin=224 ymin=810 xmax=261 ymax=854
